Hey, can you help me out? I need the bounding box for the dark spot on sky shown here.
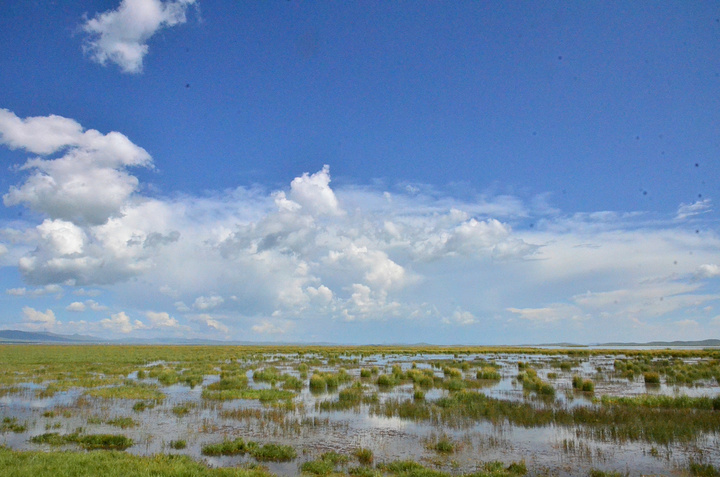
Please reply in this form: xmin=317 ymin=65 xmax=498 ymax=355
xmin=185 ymin=84 xmax=190 ymax=88
xmin=558 ymin=56 xmax=562 ymax=60
xmin=698 ymin=193 xmax=702 ymax=198
xmin=659 ymin=297 xmax=663 ymax=301
xmin=696 ymin=230 xmax=700 ymax=234
xmin=695 ymin=163 xmax=699 ymax=167
xmin=529 ymin=223 xmax=534 ymax=228
xmin=643 ymin=190 xmax=647 ymax=195
xmin=532 ymin=131 xmax=537 ymax=136
xmin=674 ymin=261 xmax=677 ymax=265
xmin=635 ymin=136 xmax=640 ymax=140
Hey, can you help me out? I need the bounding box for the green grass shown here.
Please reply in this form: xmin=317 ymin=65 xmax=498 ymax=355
xmin=202 ymin=438 xmax=249 ymax=456
xmin=0 ymin=446 xmax=273 ymax=476
xmin=105 ymin=417 xmax=137 ymax=429
xmin=169 ymin=439 xmax=187 ymax=450
xmin=1 ymin=417 xmax=27 ymax=433
xmin=30 ymin=432 xmax=134 ymax=450
xmin=353 ymin=448 xmax=373 ymax=465
xmin=85 ymin=383 xmax=165 ymax=401
xmin=202 ymin=438 xmax=295 ymax=462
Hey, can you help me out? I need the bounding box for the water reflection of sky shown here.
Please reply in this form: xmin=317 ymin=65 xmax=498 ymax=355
xmin=1 ymin=351 xmax=719 ymax=476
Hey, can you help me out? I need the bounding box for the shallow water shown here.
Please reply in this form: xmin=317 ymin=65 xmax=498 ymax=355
xmin=1 ymin=350 xmax=719 ymax=476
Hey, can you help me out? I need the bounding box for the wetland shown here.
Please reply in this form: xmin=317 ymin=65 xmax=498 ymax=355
xmin=1 ymin=345 xmax=719 ymax=476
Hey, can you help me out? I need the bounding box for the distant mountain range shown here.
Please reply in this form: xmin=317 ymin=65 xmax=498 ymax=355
xmin=1 ymin=329 xmax=719 ymax=347
xmin=0 ymin=329 xmax=334 ymax=346
xmin=0 ymin=329 xmax=100 ymax=343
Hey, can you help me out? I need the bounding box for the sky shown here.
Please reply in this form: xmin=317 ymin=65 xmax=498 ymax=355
xmin=0 ymin=1 xmax=719 ymax=345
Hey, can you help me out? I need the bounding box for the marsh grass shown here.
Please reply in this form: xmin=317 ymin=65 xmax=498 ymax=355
xmin=1 ymin=416 xmax=27 ymax=433
xmin=172 ymin=403 xmax=196 ymax=417
xmin=30 ymin=432 xmax=134 ymax=450
xmin=169 ymin=439 xmax=187 ymax=450
xmin=374 ymin=389 xmax=720 ymax=444
xmin=105 ymin=417 xmax=137 ymax=429
xmin=86 ymin=383 xmax=164 ymax=401
xmin=0 ymin=447 xmax=273 ymax=476
xmin=202 ymin=438 xmax=296 ymax=462
xmin=300 ymin=451 xmax=350 ymax=475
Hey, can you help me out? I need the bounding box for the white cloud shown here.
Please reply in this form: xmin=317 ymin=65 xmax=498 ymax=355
xmin=676 ymin=199 xmax=712 ymax=221
xmin=695 ymin=264 xmax=720 ymax=279
xmin=1 ymin=109 xmax=152 ymax=225
xmin=101 ymin=311 xmax=146 ymax=333
xmin=66 ymin=300 xmax=107 ymax=312
xmin=251 ymin=320 xmax=289 ymax=335
xmin=22 ymin=307 xmax=58 ymax=330
xmin=442 ymin=309 xmax=477 ymax=326
xmin=507 ymin=304 xmax=586 ymax=324
xmin=192 ymin=314 xmax=229 ymax=333
xmin=145 ymin=311 xmax=178 ymax=328
xmin=0 ymin=109 xmax=84 ymax=155
xmin=288 ymin=165 xmax=343 ymax=216
xmin=6 ymin=285 xmax=63 ymax=297
xmin=3 ymin=109 xmax=720 ymax=343
xmin=81 ymin=0 xmax=197 ymax=74
xmin=66 ymin=301 xmax=86 ymax=312
xmin=193 ymin=295 xmax=224 ymax=310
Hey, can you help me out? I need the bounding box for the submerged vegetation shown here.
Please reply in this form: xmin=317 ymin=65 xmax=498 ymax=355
xmin=1 ymin=344 xmax=719 ymax=476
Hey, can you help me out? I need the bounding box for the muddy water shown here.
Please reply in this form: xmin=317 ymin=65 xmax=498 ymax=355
xmin=1 ymin=351 xmax=719 ymax=476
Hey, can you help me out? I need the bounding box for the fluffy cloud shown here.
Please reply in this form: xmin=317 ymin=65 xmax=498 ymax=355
xmin=66 ymin=301 xmax=86 ymax=312
xmin=2 ymin=108 xmax=719 ymax=342
xmin=22 ymin=307 xmax=58 ymax=330
xmin=145 ymin=311 xmax=178 ymax=328
xmin=66 ymin=300 xmax=107 ymax=312
xmin=192 ymin=314 xmax=228 ymax=333
xmin=101 ymin=312 xmax=146 ymax=333
xmin=6 ymin=284 xmax=63 ymax=297
xmin=82 ymin=0 xmax=197 ymax=73
xmin=287 ymin=165 xmax=343 ymax=216
xmin=695 ymin=264 xmax=720 ymax=279
xmin=1 ymin=109 xmax=152 ymax=225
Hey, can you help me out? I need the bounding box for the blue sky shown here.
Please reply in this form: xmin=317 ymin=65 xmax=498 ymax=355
xmin=0 ymin=1 xmax=718 ymax=344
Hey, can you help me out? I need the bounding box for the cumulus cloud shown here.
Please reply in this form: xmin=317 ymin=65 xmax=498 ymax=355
xmin=101 ymin=311 xmax=146 ymax=333
xmin=442 ymin=309 xmax=477 ymax=326
xmin=81 ymin=0 xmax=197 ymax=74
xmin=3 ymin=108 xmax=720 ymax=342
xmin=66 ymin=301 xmax=86 ymax=312
xmin=192 ymin=314 xmax=229 ymax=333
xmin=6 ymin=285 xmax=63 ymax=297
xmin=1 ymin=109 xmax=152 ymax=225
xmin=22 ymin=307 xmax=58 ymax=330
xmin=66 ymin=300 xmax=107 ymax=312
xmin=145 ymin=311 xmax=178 ymax=328
xmin=287 ymin=165 xmax=343 ymax=216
